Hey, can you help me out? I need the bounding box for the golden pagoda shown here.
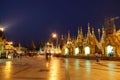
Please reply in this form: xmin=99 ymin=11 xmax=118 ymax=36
xmin=100 ymin=17 xmax=120 ymax=57
xmin=83 ymin=23 xmax=99 ymax=56
xmin=60 ymin=17 xmax=120 ymax=57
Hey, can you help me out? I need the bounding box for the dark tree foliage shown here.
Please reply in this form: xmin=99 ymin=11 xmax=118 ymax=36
xmin=29 ymin=40 xmax=36 ymax=51
xmin=36 ymin=40 xmax=44 ymax=51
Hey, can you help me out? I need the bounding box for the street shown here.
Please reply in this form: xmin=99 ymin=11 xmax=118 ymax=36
xmin=0 ymin=55 xmax=120 ymax=80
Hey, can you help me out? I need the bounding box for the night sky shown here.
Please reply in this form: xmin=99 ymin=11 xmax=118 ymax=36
xmin=0 ymin=0 xmax=120 ymax=46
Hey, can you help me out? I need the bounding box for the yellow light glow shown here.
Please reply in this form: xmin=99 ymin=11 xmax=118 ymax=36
xmin=65 ymin=48 xmax=69 ymax=55
xmin=84 ymin=46 xmax=90 ymax=55
xmin=52 ymin=33 xmax=57 ymax=38
xmin=75 ymin=47 xmax=79 ymax=55
xmin=46 ymin=62 xmax=49 ymax=68
xmin=49 ymin=60 xmax=59 ymax=80
xmin=0 ymin=28 xmax=4 ymax=31
xmin=7 ymin=41 xmax=13 ymax=45
xmin=47 ymin=42 xmax=50 ymax=45
xmin=4 ymin=61 xmax=12 ymax=79
xmin=107 ymin=45 xmax=114 ymax=56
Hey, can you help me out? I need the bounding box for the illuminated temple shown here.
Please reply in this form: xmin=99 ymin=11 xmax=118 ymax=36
xmin=60 ymin=17 xmax=120 ymax=57
xmin=0 ymin=23 xmax=16 ymax=58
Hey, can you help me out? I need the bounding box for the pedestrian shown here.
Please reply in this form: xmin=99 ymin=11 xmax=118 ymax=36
xmin=95 ymin=52 xmax=99 ymax=63
xmin=46 ymin=52 xmax=49 ymax=60
xmin=48 ymin=50 xmax=51 ymax=57
xmin=18 ymin=54 xmax=20 ymax=59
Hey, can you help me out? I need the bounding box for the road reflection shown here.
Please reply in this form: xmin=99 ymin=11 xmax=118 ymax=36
xmin=3 ymin=61 xmax=12 ymax=79
xmin=75 ymin=59 xmax=80 ymax=70
xmin=48 ymin=59 xmax=60 ymax=80
xmin=46 ymin=58 xmax=60 ymax=80
xmin=65 ymin=59 xmax=69 ymax=69
xmin=85 ymin=60 xmax=91 ymax=74
xmin=108 ymin=62 xmax=115 ymax=78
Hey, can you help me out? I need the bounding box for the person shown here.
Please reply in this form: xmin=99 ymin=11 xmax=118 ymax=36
xmin=95 ymin=52 xmax=99 ymax=62
xmin=18 ymin=54 xmax=20 ymax=59
xmin=46 ymin=52 xmax=49 ymax=60
xmin=48 ymin=51 xmax=51 ymax=57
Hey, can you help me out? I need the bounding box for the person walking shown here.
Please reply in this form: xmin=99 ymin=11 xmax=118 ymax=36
xmin=45 ymin=52 xmax=49 ymax=60
xmin=95 ymin=52 xmax=99 ymax=63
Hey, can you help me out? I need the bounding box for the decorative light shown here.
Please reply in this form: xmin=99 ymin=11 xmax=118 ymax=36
xmin=65 ymin=48 xmax=69 ymax=55
xmin=84 ymin=46 xmax=90 ymax=55
xmin=107 ymin=45 xmax=114 ymax=56
xmin=75 ymin=47 xmax=79 ymax=55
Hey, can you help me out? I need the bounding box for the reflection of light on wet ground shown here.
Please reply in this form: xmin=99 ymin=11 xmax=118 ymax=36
xmin=49 ymin=60 xmax=59 ymax=80
xmin=46 ymin=62 xmax=49 ymax=68
xmin=85 ymin=60 xmax=91 ymax=74
xmin=65 ymin=59 xmax=69 ymax=69
xmin=108 ymin=62 xmax=115 ymax=70
xmin=4 ymin=61 xmax=12 ymax=79
xmin=108 ymin=62 xmax=115 ymax=77
xmin=75 ymin=59 xmax=79 ymax=70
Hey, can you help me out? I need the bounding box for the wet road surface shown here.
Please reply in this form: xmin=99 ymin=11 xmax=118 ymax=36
xmin=0 ymin=55 xmax=120 ymax=80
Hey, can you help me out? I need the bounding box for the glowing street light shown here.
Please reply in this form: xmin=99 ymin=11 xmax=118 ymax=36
xmin=52 ymin=33 xmax=57 ymax=38
xmin=0 ymin=28 xmax=4 ymax=32
xmin=52 ymin=32 xmax=58 ymax=47
xmin=0 ymin=28 xmax=4 ymax=38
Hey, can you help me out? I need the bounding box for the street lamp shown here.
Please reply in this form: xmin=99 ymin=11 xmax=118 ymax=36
xmin=52 ymin=33 xmax=57 ymax=38
xmin=0 ymin=28 xmax=4 ymax=32
xmin=0 ymin=27 xmax=4 ymax=58
xmin=0 ymin=28 xmax=4 ymax=38
xmin=52 ymin=32 xmax=58 ymax=47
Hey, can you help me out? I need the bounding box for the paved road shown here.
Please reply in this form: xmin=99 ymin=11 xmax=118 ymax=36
xmin=0 ymin=55 xmax=120 ymax=80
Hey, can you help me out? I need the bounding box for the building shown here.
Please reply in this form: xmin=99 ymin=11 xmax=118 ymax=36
xmin=61 ymin=17 xmax=120 ymax=57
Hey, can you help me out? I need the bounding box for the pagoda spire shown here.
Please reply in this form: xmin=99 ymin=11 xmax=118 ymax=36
xmin=102 ymin=27 xmax=105 ymax=34
xmin=87 ymin=22 xmax=91 ymax=36
xmin=77 ymin=27 xmax=80 ymax=39
xmin=18 ymin=43 xmax=21 ymax=51
xmin=113 ymin=24 xmax=116 ymax=34
xmin=78 ymin=27 xmax=80 ymax=35
xmin=67 ymin=30 xmax=71 ymax=41
xmin=80 ymin=27 xmax=83 ymax=38
xmin=100 ymin=27 xmax=106 ymax=43
xmin=77 ymin=27 xmax=83 ymax=41
xmin=61 ymin=35 xmax=64 ymax=40
xmin=92 ymin=27 xmax=94 ymax=34
xmin=92 ymin=27 xmax=98 ymax=43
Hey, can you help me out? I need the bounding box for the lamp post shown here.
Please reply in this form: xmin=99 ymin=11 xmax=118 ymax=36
xmin=0 ymin=27 xmax=4 ymax=58
xmin=0 ymin=28 xmax=4 ymax=32
xmin=0 ymin=28 xmax=4 ymax=38
xmin=52 ymin=32 xmax=58 ymax=47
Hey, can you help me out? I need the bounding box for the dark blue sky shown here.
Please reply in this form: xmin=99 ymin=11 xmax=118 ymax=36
xmin=0 ymin=0 xmax=120 ymax=46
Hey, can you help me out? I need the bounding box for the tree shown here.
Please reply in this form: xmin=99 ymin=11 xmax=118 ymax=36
xmin=29 ymin=40 xmax=36 ymax=51
xmin=37 ymin=40 xmax=44 ymax=51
